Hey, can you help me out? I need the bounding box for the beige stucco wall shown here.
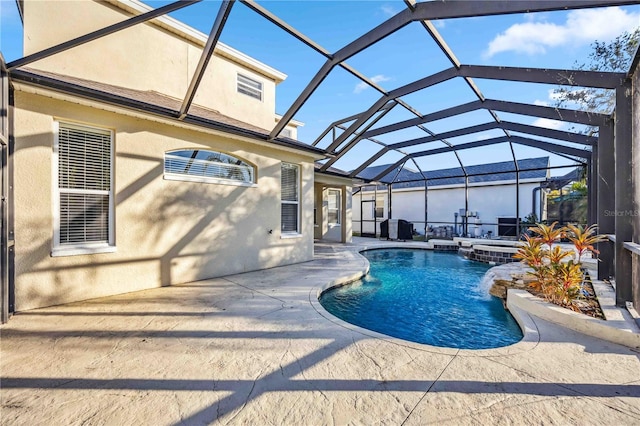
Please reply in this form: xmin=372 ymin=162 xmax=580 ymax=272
xmin=13 ymin=89 xmax=315 ymax=311
xmin=22 ymin=0 xmax=278 ymax=130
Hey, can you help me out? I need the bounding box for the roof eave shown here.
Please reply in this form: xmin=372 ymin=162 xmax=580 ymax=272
xmin=10 ymin=69 xmax=326 ymax=159
xmin=104 ymin=0 xmax=287 ymax=83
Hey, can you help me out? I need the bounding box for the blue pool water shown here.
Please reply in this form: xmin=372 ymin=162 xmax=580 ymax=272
xmin=319 ymin=249 xmax=523 ymax=349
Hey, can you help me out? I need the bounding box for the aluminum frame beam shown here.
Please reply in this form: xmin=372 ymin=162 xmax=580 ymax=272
xmin=311 ymin=102 xmax=396 ymax=147
xmin=321 ymin=104 xmax=398 ymax=170
xmin=370 ymin=135 xmax=590 ymax=182
xmin=500 ymin=121 xmax=596 ymax=145
xmin=322 ymin=67 xmax=458 ymax=156
xmin=7 ymin=0 xmax=200 ymax=70
xmin=388 ymin=122 xmax=499 ymax=150
xmin=359 ymin=164 xmax=585 ymax=187
xmin=362 ymin=98 xmax=609 ymax=140
xmin=358 ymin=120 xmax=593 ymax=170
xmin=349 ymin=148 xmax=389 ymax=177
xmin=332 ymin=64 xmax=617 ymax=163
xmin=270 ymin=0 xmax=626 ymax=142
xmin=508 ymin=135 xmax=591 ymax=158
xmin=405 ymin=0 xmax=517 ymax=178
xmin=410 ymin=0 xmax=640 ymax=21
xmin=268 ymin=7 xmax=413 ymax=140
xmin=458 ymin=65 xmax=625 ymax=89
xmin=178 ymin=0 xmax=234 ymax=119
xmin=615 ymin=81 xmax=634 ymax=305
xmin=362 ymin=100 xmax=482 ymax=139
xmin=631 ymin=62 xmax=640 ymax=310
xmin=597 ymin=124 xmax=615 ymax=280
xmin=240 ymin=0 xmax=435 ymax=150
xmin=408 ymin=137 xmax=510 ymax=158
xmin=0 ymin=55 xmax=8 ymax=323
xmin=386 ymin=120 xmax=595 ymax=151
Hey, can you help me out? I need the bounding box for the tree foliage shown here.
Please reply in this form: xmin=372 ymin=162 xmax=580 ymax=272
xmin=552 ymin=28 xmax=639 ymax=124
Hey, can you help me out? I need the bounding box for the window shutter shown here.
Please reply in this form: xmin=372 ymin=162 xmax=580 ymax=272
xmin=58 ymin=123 xmax=112 ymax=245
xmin=281 ymin=163 xmax=299 ymax=233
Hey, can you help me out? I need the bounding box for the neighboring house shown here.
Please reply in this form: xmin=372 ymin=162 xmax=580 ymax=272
xmin=353 ymin=157 xmax=550 ymax=238
xmin=8 ymin=0 xmax=351 ymax=312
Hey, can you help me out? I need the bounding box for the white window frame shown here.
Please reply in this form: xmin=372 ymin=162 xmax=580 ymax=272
xmin=52 ymin=121 xmax=116 ymax=256
xmin=237 ymin=73 xmax=263 ymax=101
xmin=327 ymin=188 xmax=341 ymax=225
xmin=163 ymin=149 xmax=257 ymax=187
xmin=281 ymin=162 xmax=301 ymax=237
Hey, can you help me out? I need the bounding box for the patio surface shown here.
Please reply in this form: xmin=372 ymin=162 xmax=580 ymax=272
xmin=1 ymin=239 xmax=640 ymax=425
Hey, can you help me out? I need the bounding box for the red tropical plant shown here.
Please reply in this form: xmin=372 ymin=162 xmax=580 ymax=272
xmin=565 ymin=224 xmax=607 ymax=263
xmin=514 ymin=222 xmax=604 ymax=311
xmin=529 ymin=222 xmax=563 ymax=248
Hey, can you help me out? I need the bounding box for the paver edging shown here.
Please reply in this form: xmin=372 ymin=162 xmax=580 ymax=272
xmin=507 ymin=288 xmax=640 ymax=350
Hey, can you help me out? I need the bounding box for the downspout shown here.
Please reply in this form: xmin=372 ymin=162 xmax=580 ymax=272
xmin=532 ymin=186 xmax=542 ymax=222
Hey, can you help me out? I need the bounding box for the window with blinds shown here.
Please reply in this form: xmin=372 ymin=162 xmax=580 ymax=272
xmin=237 ymin=74 xmax=263 ymax=101
xmin=53 ymin=122 xmax=114 ymax=255
xmin=328 ymin=189 xmax=341 ymax=225
xmin=281 ymin=163 xmax=300 ymax=234
xmin=164 ymin=149 xmax=255 ymax=185
xmin=375 ymin=198 xmax=384 ymax=218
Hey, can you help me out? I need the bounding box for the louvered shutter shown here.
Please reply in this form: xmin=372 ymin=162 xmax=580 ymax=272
xmin=281 ymin=163 xmax=299 ymax=233
xmin=57 ymin=123 xmax=112 ymax=245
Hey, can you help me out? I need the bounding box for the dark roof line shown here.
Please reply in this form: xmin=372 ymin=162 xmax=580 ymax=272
xmin=357 ymin=157 xmax=551 ymax=187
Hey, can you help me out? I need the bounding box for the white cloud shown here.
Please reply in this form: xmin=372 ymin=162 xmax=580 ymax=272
xmin=484 ymin=7 xmax=640 ymax=58
xmin=532 ymin=117 xmax=564 ymax=130
xmin=547 ymin=89 xmax=563 ymax=102
xmin=433 ymin=20 xmax=446 ymax=29
xmin=354 ymin=74 xmax=391 ymax=94
xmin=533 ymin=100 xmax=549 ymax=107
xmin=380 ymin=5 xmax=398 ymax=17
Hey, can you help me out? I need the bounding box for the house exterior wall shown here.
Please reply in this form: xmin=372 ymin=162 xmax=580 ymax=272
xmin=22 ymin=0 xmax=281 ymax=131
xmin=13 ymin=89 xmax=316 ymax=311
xmin=353 ymin=181 xmax=544 ymax=237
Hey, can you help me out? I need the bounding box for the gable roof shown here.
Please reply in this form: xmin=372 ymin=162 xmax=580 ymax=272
xmin=357 ymin=157 xmax=550 ymax=188
xmin=12 ymin=68 xmax=326 ymax=158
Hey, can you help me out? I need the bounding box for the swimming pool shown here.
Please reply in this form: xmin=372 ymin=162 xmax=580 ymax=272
xmin=319 ymin=248 xmax=523 ymax=349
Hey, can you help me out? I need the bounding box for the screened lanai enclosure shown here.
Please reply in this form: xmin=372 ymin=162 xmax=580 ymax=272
xmin=1 ymin=0 xmax=640 ymax=320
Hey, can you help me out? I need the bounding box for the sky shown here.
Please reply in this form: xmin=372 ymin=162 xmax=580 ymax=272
xmin=1 ymin=0 xmax=639 ymax=176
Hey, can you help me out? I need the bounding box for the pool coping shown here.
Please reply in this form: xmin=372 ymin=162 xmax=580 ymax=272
xmin=309 ymin=242 xmax=540 ymax=358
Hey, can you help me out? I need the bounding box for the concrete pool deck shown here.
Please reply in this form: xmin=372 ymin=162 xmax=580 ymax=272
xmin=1 ymin=239 xmax=640 ymax=425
